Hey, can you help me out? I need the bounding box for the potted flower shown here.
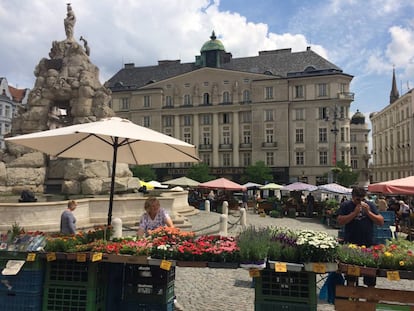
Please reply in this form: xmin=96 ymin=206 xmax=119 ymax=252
xmin=237 ymin=226 xmax=269 ymax=269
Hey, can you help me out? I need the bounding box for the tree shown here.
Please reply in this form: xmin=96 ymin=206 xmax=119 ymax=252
xmin=242 ymin=161 xmax=273 ymax=184
xmin=334 ymin=161 xmax=358 ymax=187
xmin=130 ymin=165 xmax=156 ymax=181
xmin=187 ymin=163 xmax=214 ymax=182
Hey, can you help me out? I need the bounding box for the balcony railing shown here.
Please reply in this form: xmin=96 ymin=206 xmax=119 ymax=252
xmin=261 ymin=142 xmax=278 ymax=148
xmin=337 ymin=92 xmax=355 ymax=100
xmin=219 ymin=144 xmax=233 ymax=150
xmin=198 ymin=144 xmax=212 ymax=150
xmin=239 ymin=143 xmax=252 ymax=149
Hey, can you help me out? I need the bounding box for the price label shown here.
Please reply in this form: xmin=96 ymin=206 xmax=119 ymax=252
xmin=386 ymin=270 xmax=400 ymax=281
xmin=347 ymin=265 xmax=361 ymax=276
xmin=92 ymin=252 xmax=102 ymax=262
xmin=46 ymin=252 xmax=56 ymax=262
xmin=76 ymin=253 xmax=87 ymax=262
xmin=160 ymin=260 xmax=172 ymax=271
xmin=313 ymin=263 xmax=326 ymax=274
xmin=26 ymin=253 xmax=36 ymax=262
xmin=275 ymin=262 xmax=287 ymax=272
xmin=249 ymin=269 xmax=261 ymax=277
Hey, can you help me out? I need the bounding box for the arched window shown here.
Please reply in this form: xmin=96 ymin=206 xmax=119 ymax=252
xmin=222 ymin=91 xmax=231 ymax=103
xmin=183 ymin=94 xmax=191 ymax=106
xmin=242 ymin=90 xmax=250 ymax=103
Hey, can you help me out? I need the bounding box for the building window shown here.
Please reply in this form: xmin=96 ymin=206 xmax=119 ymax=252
xmin=319 ymin=128 xmax=327 ymax=142
xmin=317 ymin=83 xmax=327 ymax=97
xmin=165 ymin=96 xmax=173 ymax=107
xmin=222 ymin=113 xmax=231 ymax=124
xmin=351 ymin=146 xmax=357 ymax=155
xmin=5 ymin=106 xmax=11 ymax=118
xmin=295 ymin=108 xmax=304 ymax=120
xmin=222 ymin=91 xmax=231 ymax=103
xmin=121 ymin=98 xmax=129 ymax=110
xmin=265 ymin=86 xmax=273 ymax=99
xmin=223 ymin=131 xmax=231 ymax=144
xmin=319 ymin=151 xmax=328 ymax=165
xmin=144 ymin=95 xmax=151 ymax=107
xmin=340 ymin=106 xmax=346 ymax=119
xmin=0 ymin=104 xmax=3 ymax=116
xmin=350 ymin=134 xmax=356 ymax=142
xmin=340 ymin=127 xmax=345 ymax=142
xmin=266 ymin=152 xmax=274 ymax=166
xmin=351 ymin=159 xmax=358 ymax=169
xmin=241 ymin=111 xmax=251 ymax=123
xmin=203 ymin=132 xmax=211 ymax=145
xmin=295 ymin=85 xmax=304 ymax=98
xmin=265 ymin=129 xmax=274 ymax=143
xmin=200 ymin=114 xmax=212 ymax=125
xmin=264 ymin=110 xmax=274 ymax=121
xmin=296 ymin=129 xmax=304 ymax=143
xmin=243 ymin=130 xmax=251 ymax=144
xmin=203 ymin=93 xmax=210 ymax=105
xmin=162 ymin=115 xmax=173 ymax=127
xmin=243 ymin=153 xmax=251 ymax=166
xmin=319 ymin=107 xmax=328 ymax=120
xmin=183 ymin=94 xmax=191 ymax=106
xmin=183 ymin=115 xmax=192 ymax=126
xmin=341 ymin=151 xmax=346 ymax=163
xmin=143 ymin=116 xmax=150 ymax=127
xmin=242 ymin=90 xmax=250 ymax=103
xmin=202 ymin=153 xmax=211 ymax=166
xmin=222 ymin=153 xmax=231 ymax=166
xmin=183 ymin=132 xmax=192 ymax=144
xmin=296 ymin=152 xmax=304 ymax=165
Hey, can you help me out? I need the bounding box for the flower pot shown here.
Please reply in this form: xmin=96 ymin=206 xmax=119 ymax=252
xmin=304 ymin=262 xmax=338 ymax=273
xmin=268 ymin=260 xmax=303 ymax=272
xmin=240 ymin=259 xmax=266 ymax=270
xmin=207 ymin=262 xmax=239 ymax=269
xmin=176 ymin=261 xmax=208 ymax=267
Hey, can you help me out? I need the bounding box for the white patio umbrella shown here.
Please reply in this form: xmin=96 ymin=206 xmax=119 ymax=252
xmin=6 ymin=117 xmax=199 ymax=225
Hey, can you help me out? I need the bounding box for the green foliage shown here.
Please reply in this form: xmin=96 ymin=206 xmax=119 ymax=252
xmin=187 ymin=163 xmax=214 ymax=182
xmin=242 ymin=161 xmax=273 ymax=184
xmin=130 ymin=165 xmax=156 ymax=181
xmin=334 ymin=161 xmax=358 ymax=187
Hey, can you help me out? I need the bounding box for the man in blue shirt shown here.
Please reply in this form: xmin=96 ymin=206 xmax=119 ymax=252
xmin=337 ymin=187 xmax=384 ymax=286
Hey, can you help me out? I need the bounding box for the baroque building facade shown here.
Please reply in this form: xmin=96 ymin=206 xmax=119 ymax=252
xmin=370 ymin=69 xmax=414 ymax=182
xmin=106 ymin=33 xmax=366 ymax=185
xmin=0 ymin=78 xmax=29 ymax=149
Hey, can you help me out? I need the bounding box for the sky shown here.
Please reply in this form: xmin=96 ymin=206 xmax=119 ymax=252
xmin=1 ymin=0 xmax=414 ymax=120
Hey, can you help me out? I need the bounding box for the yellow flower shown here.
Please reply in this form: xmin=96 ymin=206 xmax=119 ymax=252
xmin=349 ymin=244 xmax=358 ymax=249
xmin=384 ymin=251 xmax=392 ymax=257
xmin=399 ymin=261 xmax=405 ymax=266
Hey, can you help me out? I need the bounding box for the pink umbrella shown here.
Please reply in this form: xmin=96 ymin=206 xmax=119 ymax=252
xmin=198 ymin=178 xmax=247 ymax=191
xmin=368 ymin=176 xmax=414 ymax=195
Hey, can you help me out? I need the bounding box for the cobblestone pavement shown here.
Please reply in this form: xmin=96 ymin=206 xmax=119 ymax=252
xmin=173 ymin=209 xmax=414 ymax=311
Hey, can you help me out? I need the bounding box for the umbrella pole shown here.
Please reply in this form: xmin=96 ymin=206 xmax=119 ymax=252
xmin=107 ymin=138 xmax=119 ymax=226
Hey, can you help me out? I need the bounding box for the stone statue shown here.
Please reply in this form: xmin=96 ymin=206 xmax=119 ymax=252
xmin=80 ymin=36 xmax=90 ymax=56
xmin=64 ymin=3 xmax=76 ymax=41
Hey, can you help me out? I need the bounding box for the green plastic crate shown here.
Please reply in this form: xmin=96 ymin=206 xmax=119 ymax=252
xmin=255 ymin=270 xmax=317 ymax=305
xmin=45 ymin=261 xmax=107 ymax=287
xmin=42 ymin=285 xmax=106 ymax=311
xmin=0 ymin=251 xmax=45 ymax=271
xmin=255 ymin=300 xmax=316 ymax=311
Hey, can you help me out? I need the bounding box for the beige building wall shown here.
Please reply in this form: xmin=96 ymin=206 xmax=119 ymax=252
xmin=370 ymin=90 xmax=414 ymax=182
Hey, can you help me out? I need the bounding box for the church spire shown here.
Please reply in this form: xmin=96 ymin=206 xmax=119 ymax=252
xmin=390 ymin=67 xmax=399 ymax=104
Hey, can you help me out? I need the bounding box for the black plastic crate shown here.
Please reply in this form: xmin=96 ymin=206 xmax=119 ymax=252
xmin=119 ymin=300 xmax=174 ymax=311
xmin=0 ymin=290 xmax=42 ymax=311
xmin=42 ymin=285 xmax=106 ymax=311
xmin=123 ymin=282 xmax=175 ymax=303
xmin=0 ymin=270 xmax=44 ymax=294
xmin=124 ymin=264 xmax=175 ymax=285
xmin=255 ymin=300 xmax=316 ymax=311
xmin=255 ymin=270 xmax=316 ymax=305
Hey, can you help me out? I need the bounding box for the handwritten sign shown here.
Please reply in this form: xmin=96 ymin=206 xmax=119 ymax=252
xmin=26 ymin=253 xmax=36 ymax=262
xmin=249 ymin=269 xmax=260 ymax=277
xmin=160 ymin=260 xmax=172 ymax=271
xmin=76 ymin=253 xmax=87 ymax=262
xmin=46 ymin=253 xmax=56 ymax=262
xmin=312 ymin=263 xmax=326 ymax=274
xmin=91 ymin=252 xmax=102 ymax=262
xmin=275 ymin=262 xmax=287 ymax=272
xmin=386 ymin=270 xmax=400 ymax=281
xmin=347 ymin=265 xmax=361 ymax=276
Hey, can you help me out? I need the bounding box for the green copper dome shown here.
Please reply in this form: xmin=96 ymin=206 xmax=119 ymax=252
xmin=201 ymin=31 xmax=225 ymax=52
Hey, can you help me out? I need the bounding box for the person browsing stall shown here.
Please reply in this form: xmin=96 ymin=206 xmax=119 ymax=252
xmin=137 ymin=197 xmax=174 ymax=237
xmin=60 ymin=200 xmax=77 ymax=235
xmin=337 ymin=187 xmax=384 ymax=286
